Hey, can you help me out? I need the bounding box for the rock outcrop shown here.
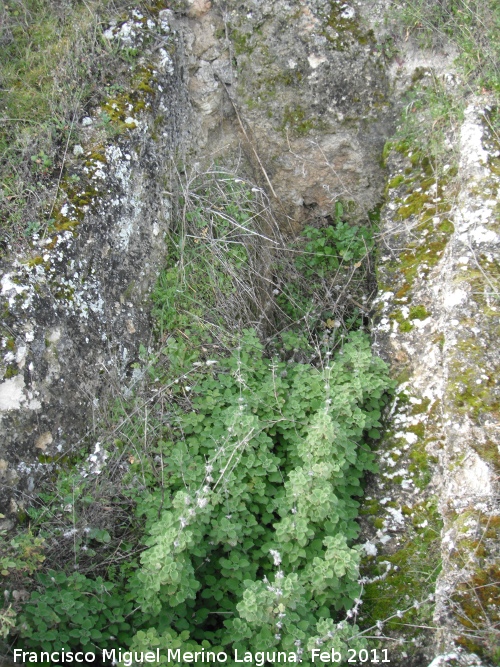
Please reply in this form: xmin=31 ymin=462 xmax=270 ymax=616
xmin=369 ymin=97 xmax=499 ymax=663
xmin=0 ymin=7 xmax=188 ymax=520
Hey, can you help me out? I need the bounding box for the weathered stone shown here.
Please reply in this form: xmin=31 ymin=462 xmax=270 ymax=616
xmin=370 ymin=96 xmax=499 ymax=664
xmin=34 ymin=432 xmax=53 ymax=451
xmin=171 ymin=0 xmax=393 ymax=227
xmin=186 ymin=0 xmax=212 ymax=19
xmin=0 ymin=9 xmax=190 ymax=516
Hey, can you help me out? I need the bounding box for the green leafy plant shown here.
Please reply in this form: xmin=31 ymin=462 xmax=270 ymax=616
xmin=98 ymin=110 xmax=124 ymax=138
xmin=0 ymin=530 xmax=45 ymax=578
xmin=130 ymin=180 xmax=390 ymax=661
xmin=0 ymin=607 xmax=17 ymax=641
xmin=275 ymin=204 xmax=374 ymax=349
xmin=296 ymin=218 xmax=373 ymax=278
xmin=23 ymin=221 xmax=42 ymax=238
xmin=122 ymin=329 xmax=391 ymax=662
xmin=30 ymin=151 xmax=53 ymax=175
xmin=18 ymin=571 xmax=135 ymax=652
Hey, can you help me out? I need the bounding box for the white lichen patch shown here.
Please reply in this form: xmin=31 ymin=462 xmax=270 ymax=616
xmin=307 ymin=54 xmax=327 ymax=69
xmin=1 ymin=272 xmax=28 ymax=307
xmin=102 ymin=8 xmax=172 ymax=64
xmin=460 ymin=107 xmax=490 ymax=176
xmin=0 ymin=375 xmax=26 ymax=412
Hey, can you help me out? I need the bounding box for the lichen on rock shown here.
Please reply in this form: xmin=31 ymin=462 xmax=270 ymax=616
xmin=0 ymin=6 xmax=186 ymax=521
xmin=370 ymin=95 xmax=500 ymax=663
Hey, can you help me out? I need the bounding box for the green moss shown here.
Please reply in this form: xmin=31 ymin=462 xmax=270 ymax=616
xmin=360 ymin=498 xmax=381 ymax=516
xmin=467 ymin=255 xmax=500 ymax=313
xmin=399 ymin=320 xmax=413 ymax=332
xmin=230 ymin=28 xmax=253 ymax=56
xmin=367 ymin=203 xmax=383 ymax=226
xmin=410 ymin=397 xmax=431 ymax=415
xmin=99 ymin=64 xmax=157 ymax=135
xmin=408 ymin=436 xmax=437 ymax=489
xmin=256 ymin=69 xmax=305 ymax=95
xmin=408 ymin=304 xmax=430 ymax=320
xmin=4 ymin=364 xmax=19 ymax=379
xmin=387 ymin=156 xmax=455 ymax=301
xmin=381 ymin=141 xmax=393 ymax=165
xmin=136 ymin=80 xmax=154 ymax=95
xmin=448 ymin=327 xmax=499 ymax=432
xmin=389 ymin=309 xmax=413 ymax=332
xmin=394 ymin=368 xmax=412 ymax=385
xmin=408 ymin=422 xmax=425 ymax=438
xmin=433 ymin=332 xmax=445 ymax=350
xmin=438 ymin=218 xmax=455 ymax=234
xmin=45 ymin=152 xmax=108 ymax=238
xmin=16 ymin=509 xmax=28 ymax=525
xmin=478 ymin=439 xmax=500 ymax=472
xmin=87 ymin=151 xmax=107 ymax=164
xmin=480 ymin=513 xmax=500 ymax=537
xmin=241 ymin=66 xmax=309 ymax=112
xmin=26 ymin=256 xmax=44 ymax=267
xmin=394 ymin=282 xmax=411 ymax=300
xmin=452 ymin=561 xmax=500 ymax=661
xmin=53 ymin=217 xmax=80 ymax=233
xmin=395 ymin=391 xmax=410 ymax=406
xmin=389 ymin=449 xmax=401 ymax=461
xmin=387 ymin=219 xmax=451 ymax=286
xmin=281 ymin=105 xmax=323 ymax=137
xmin=420 ymin=176 xmax=436 ymax=191
xmin=450 ymin=366 xmax=499 ymax=423
xmin=52 ymin=285 xmax=75 ymax=301
xmin=322 ymin=1 xmax=375 ymax=50
xmin=397 ymin=191 xmax=431 ymax=219
xmin=278 ymin=69 xmax=303 ymax=86
xmin=37 ymin=451 xmax=79 ymax=466
xmin=387 ymin=174 xmax=405 ymax=189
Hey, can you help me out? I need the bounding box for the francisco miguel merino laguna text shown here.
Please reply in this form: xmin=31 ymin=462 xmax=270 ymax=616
xmin=14 ymin=647 xmax=391 ymax=664
xmin=13 ymin=649 xmax=298 ymax=665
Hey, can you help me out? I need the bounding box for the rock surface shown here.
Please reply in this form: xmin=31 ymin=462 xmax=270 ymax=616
xmin=180 ymin=0 xmax=393 ymax=225
xmin=370 ymin=97 xmax=499 ymax=663
xmin=0 ymin=8 xmax=188 ymax=521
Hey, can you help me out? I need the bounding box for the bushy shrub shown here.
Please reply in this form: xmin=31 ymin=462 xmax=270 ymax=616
xmin=122 ymin=329 xmax=391 ymax=662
